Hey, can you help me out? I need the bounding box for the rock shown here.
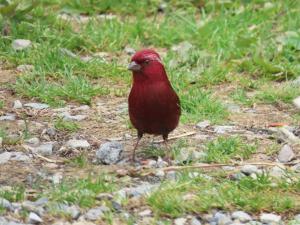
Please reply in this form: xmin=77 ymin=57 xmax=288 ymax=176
xmin=85 ymin=206 xmax=108 ymax=221
xmin=59 ymin=112 xmax=87 ymax=121
xmin=45 ymin=127 xmax=56 ymax=137
xmin=225 ymin=103 xmax=241 ymax=113
xmin=138 ymin=209 xmax=152 ymax=217
xmin=0 ymin=152 xmax=12 ymax=164
xmin=24 ymin=103 xmax=49 ymax=110
xmin=190 ymin=217 xmax=202 ymax=225
xmin=278 ymin=144 xmax=295 ymax=163
xmin=231 ymin=172 xmax=246 ymax=181
xmin=291 ymin=163 xmax=300 ymax=172
xmin=64 ymin=205 xmax=81 ymax=220
xmin=156 ymin=157 xmax=168 ymax=168
xmin=16 ymin=64 xmax=34 ymax=72
xmin=96 ymin=193 xmax=113 ymax=201
xmin=293 ymin=96 xmax=300 ymax=109
xmin=127 ymin=183 xmax=158 ymax=197
xmin=34 ymin=197 xmax=48 ymax=207
xmin=12 ymin=39 xmax=31 ymax=50
xmin=260 ymin=213 xmax=281 ymax=224
xmin=0 ymin=113 xmax=16 ymax=121
xmin=213 ymin=212 xmax=232 ymax=225
xmin=176 ymin=148 xmax=205 ymax=163
xmin=269 ymin=165 xmax=286 ymax=178
xmin=25 ymin=137 xmax=40 ymax=146
xmin=96 ymin=141 xmax=123 ymax=164
xmin=111 ymin=201 xmax=122 ymax=212
xmin=214 ymin=125 xmax=235 ymax=134
xmin=174 ymin=217 xmax=187 ymax=225
xmin=158 ymin=2 xmax=168 ymax=12
xmin=294 ymin=214 xmax=300 ymax=221
xmin=0 ymin=197 xmax=13 ymax=211
xmin=13 ymin=100 xmax=23 ymax=109
xmin=74 ymin=105 xmax=90 ymax=111
xmin=66 ymin=139 xmax=90 ymax=149
xmin=231 ymin=211 xmax=252 ymax=222
xmin=155 ymin=170 xmax=165 ymax=178
xmin=241 ymin=165 xmax=259 ymax=175
xmin=72 ymin=221 xmax=96 ymax=225
xmin=35 ymin=143 xmax=53 ymax=156
xmin=22 ymin=200 xmax=44 ymax=216
xmin=28 ymin=212 xmax=43 ymax=223
xmin=10 ymin=152 xmax=30 ymax=162
xmin=124 ymin=47 xmax=135 ymax=55
xmin=196 ymin=120 xmax=210 ymax=129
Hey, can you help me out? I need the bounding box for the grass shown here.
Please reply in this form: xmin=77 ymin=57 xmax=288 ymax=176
xmin=0 ymin=100 xmax=4 ymax=109
xmin=204 ymin=136 xmax=256 ymax=163
xmin=54 ymin=118 xmax=80 ymax=132
xmin=46 ymin=175 xmax=116 ymax=208
xmin=0 ymin=186 xmax=25 ymax=202
xmin=148 ymin=172 xmax=300 ymax=218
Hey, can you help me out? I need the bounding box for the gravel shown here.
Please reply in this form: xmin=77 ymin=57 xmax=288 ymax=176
xmin=96 ymin=141 xmax=123 ymax=164
xmin=278 ymin=144 xmax=295 ymax=163
xmin=12 ymin=39 xmax=31 ymax=51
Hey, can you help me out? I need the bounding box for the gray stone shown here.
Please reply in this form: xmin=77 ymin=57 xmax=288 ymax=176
xmin=291 ymin=163 xmax=300 ymax=172
xmin=96 ymin=193 xmax=113 ymax=201
xmin=241 ymin=165 xmax=259 ymax=175
xmin=12 ymin=39 xmax=31 ymax=50
xmin=45 ymin=127 xmax=56 ymax=137
xmin=59 ymin=112 xmax=87 ymax=121
xmin=231 ymin=211 xmax=252 ymax=222
xmin=0 ymin=198 xmax=13 ymax=211
xmin=214 ymin=126 xmax=235 ymax=134
xmin=22 ymin=201 xmax=44 ymax=216
xmin=196 ymin=120 xmax=210 ymax=129
xmin=190 ymin=217 xmax=202 ymax=225
xmin=96 ymin=141 xmax=123 ymax=164
xmin=127 ymin=183 xmax=158 ymax=197
xmin=85 ymin=206 xmax=108 ymax=221
xmin=25 ymin=137 xmax=40 ymax=146
xmin=111 ymin=201 xmax=122 ymax=212
xmin=294 ymin=214 xmax=300 ymax=221
xmin=13 ymin=100 xmax=23 ymax=109
xmin=74 ymin=105 xmax=90 ymax=111
xmin=0 ymin=113 xmax=16 ymax=121
xmin=138 ymin=209 xmax=152 ymax=217
xmin=293 ymin=96 xmax=300 ymax=109
xmin=214 ymin=212 xmax=232 ymax=225
xmin=260 ymin=213 xmax=281 ymax=224
xmin=64 ymin=205 xmax=81 ymax=220
xmin=66 ymin=139 xmax=90 ymax=149
xmin=278 ymin=144 xmax=295 ymax=163
xmin=28 ymin=212 xmax=43 ymax=223
xmin=0 ymin=152 xmax=11 ymax=164
xmin=269 ymin=166 xmax=286 ymax=178
xmin=16 ymin=64 xmax=34 ymax=72
xmin=34 ymin=197 xmax=48 ymax=207
xmin=24 ymin=103 xmax=49 ymax=110
xmin=231 ymin=172 xmax=246 ymax=180
xmin=124 ymin=47 xmax=135 ymax=56
xmin=174 ymin=217 xmax=187 ymax=225
xmin=35 ymin=143 xmax=53 ymax=156
xmin=156 ymin=157 xmax=168 ymax=168
xmin=10 ymin=152 xmax=30 ymax=162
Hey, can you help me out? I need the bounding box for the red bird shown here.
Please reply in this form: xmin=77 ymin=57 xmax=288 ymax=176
xmin=128 ymin=49 xmax=181 ymax=162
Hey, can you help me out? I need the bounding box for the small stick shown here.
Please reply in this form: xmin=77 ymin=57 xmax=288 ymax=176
xmin=34 ymin=153 xmax=62 ymax=163
xmin=154 ymin=131 xmax=197 ymax=143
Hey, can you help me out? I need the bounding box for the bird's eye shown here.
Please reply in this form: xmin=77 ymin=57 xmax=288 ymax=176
xmin=143 ymin=60 xmax=150 ymax=65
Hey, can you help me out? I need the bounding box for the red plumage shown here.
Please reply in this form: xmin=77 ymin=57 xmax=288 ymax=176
xmin=128 ymin=49 xmax=181 ymax=161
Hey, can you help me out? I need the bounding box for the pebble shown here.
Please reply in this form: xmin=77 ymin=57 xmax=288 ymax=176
xmin=16 ymin=64 xmax=34 ymax=72
xmin=66 ymin=139 xmax=90 ymax=149
xmin=278 ymin=144 xmax=295 ymax=163
xmin=24 ymin=103 xmax=49 ymax=110
xmin=45 ymin=127 xmax=56 ymax=137
xmin=127 ymin=183 xmax=158 ymax=197
xmin=35 ymin=143 xmax=53 ymax=156
xmin=174 ymin=217 xmax=187 ymax=225
xmin=13 ymin=100 xmax=23 ymax=109
xmin=214 ymin=125 xmax=235 ymax=134
xmin=85 ymin=206 xmax=108 ymax=221
xmin=291 ymin=163 xmax=300 ymax=172
xmin=111 ymin=201 xmax=122 ymax=212
xmin=138 ymin=209 xmax=152 ymax=217
xmin=269 ymin=165 xmax=286 ymax=178
xmin=196 ymin=120 xmax=210 ymax=129
xmin=12 ymin=39 xmax=31 ymax=51
xmin=0 ymin=152 xmax=12 ymax=164
xmin=96 ymin=193 xmax=113 ymax=201
xmin=74 ymin=105 xmax=90 ymax=111
xmin=59 ymin=112 xmax=87 ymax=121
xmin=28 ymin=212 xmax=43 ymax=223
xmin=241 ymin=165 xmax=259 ymax=175
xmin=0 ymin=197 xmax=13 ymax=211
xmin=96 ymin=141 xmax=123 ymax=164
xmin=190 ymin=217 xmax=202 ymax=225
xmin=25 ymin=137 xmax=40 ymax=146
xmin=22 ymin=201 xmax=44 ymax=216
xmin=260 ymin=213 xmax=281 ymax=224
xmin=0 ymin=113 xmax=16 ymax=121
xmin=231 ymin=211 xmax=252 ymax=222
xmin=64 ymin=205 xmax=81 ymax=220
xmin=214 ymin=212 xmax=232 ymax=225
xmin=124 ymin=47 xmax=135 ymax=55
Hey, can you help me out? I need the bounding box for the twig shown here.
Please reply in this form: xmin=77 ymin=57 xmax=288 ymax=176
xmin=34 ymin=153 xmax=62 ymax=163
xmin=154 ymin=131 xmax=197 ymax=143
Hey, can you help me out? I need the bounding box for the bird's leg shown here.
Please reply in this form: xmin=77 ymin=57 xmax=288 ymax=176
xmin=132 ymin=131 xmax=143 ymax=163
xmin=162 ymin=134 xmax=172 ymax=165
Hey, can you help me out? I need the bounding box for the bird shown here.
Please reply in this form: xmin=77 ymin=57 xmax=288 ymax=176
xmin=127 ymin=49 xmax=181 ymax=162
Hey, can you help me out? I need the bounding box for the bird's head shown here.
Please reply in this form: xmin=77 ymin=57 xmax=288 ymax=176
xmin=128 ymin=49 xmax=168 ymax=82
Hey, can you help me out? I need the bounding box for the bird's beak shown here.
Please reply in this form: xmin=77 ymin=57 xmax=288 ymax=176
xmin=127 ymin=61 xmax=141 ymax=71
